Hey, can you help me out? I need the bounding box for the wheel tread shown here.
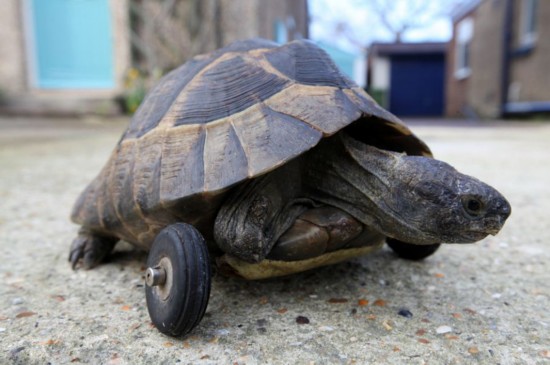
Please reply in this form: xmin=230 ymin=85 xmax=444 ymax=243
xmin=145 ymin=223 xmax=211 ymax=337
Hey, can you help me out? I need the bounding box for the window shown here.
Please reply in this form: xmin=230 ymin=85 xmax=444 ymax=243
xmin=455 ymin=17 xmax=473 ymax=80
xmin=520 ymin=0 xmax=538 ymax=46
xmin=27 ymin=0 xmax=114 ymax=89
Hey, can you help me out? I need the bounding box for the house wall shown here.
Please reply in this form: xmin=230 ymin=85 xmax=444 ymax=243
xmin=448 ymin=0 xmax=550 ymax=118
xmin=0 ymin=1 xmax=27 ymax=99
xmin=445 ymin=20 xmax=469 ymax=117
xmin=0 ymin=0 xmax=307 ymax=115
xmin=0 ymin=0 xmax=130 ymax=114
xmin=369 ymin=55 xmax=390 ymax=108
xmin=220 ymin=0 xmax=307 ymax=44
xmin=446 ymin=0 xmax=506 ymax=118
xmin=371 ymin=56 xmax=390 ymax=90
xmin=509 ymin=0 xmax=550 ymax=102
xmin=110 ymin=0 xmax=131 ymax=95
xmin=467 ymin=0 xmax=506 ymax=118
xmin=257 ymin=0 xmax=308 ymax=41
xmin=219 ymin=0 xmax=260 ymax=45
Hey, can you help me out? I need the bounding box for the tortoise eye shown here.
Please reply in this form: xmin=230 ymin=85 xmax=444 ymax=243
xmin=462 ymin=196 xmax=485 ymax=218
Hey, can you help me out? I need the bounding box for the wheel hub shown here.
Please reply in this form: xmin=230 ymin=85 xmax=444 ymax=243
xmin=145 ymin=257 xmax=173 ymax=301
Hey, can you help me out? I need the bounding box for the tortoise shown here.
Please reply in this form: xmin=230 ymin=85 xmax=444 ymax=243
xmin=69 ymin=39 xmax=511 ymax=337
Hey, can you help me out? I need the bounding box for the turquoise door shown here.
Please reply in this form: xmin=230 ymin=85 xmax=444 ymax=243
xmin=30 ymin=0 xmax=114 ymax=88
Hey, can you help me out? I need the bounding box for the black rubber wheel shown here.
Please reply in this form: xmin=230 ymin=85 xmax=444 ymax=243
xmin=386 ymin=238 xmax=441 ymax=261
xmin=145 ymin=223 xmax=211 ymax=337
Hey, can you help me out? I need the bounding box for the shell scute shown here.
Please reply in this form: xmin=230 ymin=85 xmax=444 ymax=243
xmin=72 ymin=39 xmax=430 ymax=245
xmin=231 ymin=104 xmax=323 ymax=177
xmin=203 ymin=120 xmax=248 ymax=192
xmin=265 ymin=40 xmax=354 ymax=88
xmin=159 ymin=125 xmax=206 ymax=204
xmin=265 ymin=85 xmax=362 ymax=136
xmin=166 ymin=55 xmax=290 ymax=126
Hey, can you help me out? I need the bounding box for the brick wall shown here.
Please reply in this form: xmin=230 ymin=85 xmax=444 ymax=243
xmin=447 ymin=0 xmax=550 ymax=118
xmin=445 ymin=19 xmax=469 ymax=117
xmin=466 ymin=0 xmax=506 ymax=118
xmin=257 ymin=0 xmax=309 ymax=41
xmin=446 ymin=0 xmax=506 ymax=118
xmin=509 ymin=0 xmax=550 ymax=102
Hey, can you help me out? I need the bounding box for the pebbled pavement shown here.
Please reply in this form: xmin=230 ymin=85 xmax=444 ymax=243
xmin=0 ymin=116 xmax=548 ymax=364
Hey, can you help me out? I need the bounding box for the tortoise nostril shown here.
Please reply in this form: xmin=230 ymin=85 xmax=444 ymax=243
xmin=497 ymin=199 xmax=512 ymax=217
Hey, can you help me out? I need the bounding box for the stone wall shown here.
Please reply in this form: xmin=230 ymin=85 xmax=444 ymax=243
xmin=445 ymin=18 xmax=469 ymax=117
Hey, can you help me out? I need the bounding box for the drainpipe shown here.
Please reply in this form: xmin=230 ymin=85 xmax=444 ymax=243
xmin=500 ymin=0 xmax=513 ymax=118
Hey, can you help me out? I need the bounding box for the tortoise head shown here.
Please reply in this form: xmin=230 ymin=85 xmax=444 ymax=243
xmin=341 ymin=134 xmax=511 ymax=244
xmin=386 ymin=155 xmax=512 ymax=244
xmin=308 ymin=133 xmax=511 ymax=245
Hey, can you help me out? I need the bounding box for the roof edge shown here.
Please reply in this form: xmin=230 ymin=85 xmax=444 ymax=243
xmin=451 ymin=0 xmax=482 ymax=22
xmin=369 ymin=42 xmax=448 ymax=56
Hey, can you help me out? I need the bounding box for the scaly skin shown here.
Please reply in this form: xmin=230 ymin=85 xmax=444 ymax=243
xmin=69 ymin=229 xmax=118 ymax=269
xmin=214 ymin=131 xmax=511 ymax=263
xmin=72 ymin=130 xmax=511 ymax=268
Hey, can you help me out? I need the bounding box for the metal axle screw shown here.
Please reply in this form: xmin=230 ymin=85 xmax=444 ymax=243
xmin=145 ymin=266 xmax=166 ymax=287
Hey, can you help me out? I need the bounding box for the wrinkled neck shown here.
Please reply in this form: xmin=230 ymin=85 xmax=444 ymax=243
xmin=303 ymin=134 xmax=395 ymax=213
xmin=303 ymin=133 xmax=418 ymax=238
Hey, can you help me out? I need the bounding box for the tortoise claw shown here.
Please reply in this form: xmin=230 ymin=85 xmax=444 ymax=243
xmin=69 ymin=246 xmax=82 ymax=270
xmin=69 ymin=232 xmax=117 ymax=270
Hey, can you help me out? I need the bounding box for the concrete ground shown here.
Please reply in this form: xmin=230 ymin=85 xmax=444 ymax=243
xmin=0 ymin=116 xmax=548 ymax=365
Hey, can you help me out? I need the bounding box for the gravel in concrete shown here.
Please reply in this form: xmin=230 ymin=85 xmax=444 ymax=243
xmin=0 ymin=116 xmax=549 ymax=364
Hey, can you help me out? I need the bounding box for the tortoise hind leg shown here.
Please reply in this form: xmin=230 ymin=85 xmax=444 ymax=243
xmin=214 ymin=162 xmax=307 ymax=263
xmin=268 ymin=207 xmax=365 ymax=261
xmin=69 ymin=229 xmax=118 ymax=269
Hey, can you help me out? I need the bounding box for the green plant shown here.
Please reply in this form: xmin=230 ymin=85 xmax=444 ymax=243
xmin=122 ymin=67 xmax=147 ymax=114
xmin=369 ymin=88 xmax=389 ymax=109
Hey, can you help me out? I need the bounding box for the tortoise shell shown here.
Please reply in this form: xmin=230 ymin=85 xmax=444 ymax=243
xmin=71 ymin=39 xmax=430 ymax=248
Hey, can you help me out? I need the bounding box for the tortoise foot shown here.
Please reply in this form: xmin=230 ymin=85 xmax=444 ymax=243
xmin=69 ymin=230 xmax=118 ymax=270
xmin=386 ymin=239 xmax=441 ymax=260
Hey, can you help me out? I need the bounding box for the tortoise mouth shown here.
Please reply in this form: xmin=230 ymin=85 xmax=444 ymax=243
xmin=453 ymin=229 xmax=496 ymax=243
xmin=464 ymin=231 xmax=491 ymax=241
xmin=475 ymin=215 xmax=507 ymax=236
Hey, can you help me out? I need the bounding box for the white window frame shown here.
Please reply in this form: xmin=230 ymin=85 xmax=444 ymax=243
xmin=454 ymin=17 xmax=473 ymax=80
xmin=519 ymin=0 xmax=538 ymax=47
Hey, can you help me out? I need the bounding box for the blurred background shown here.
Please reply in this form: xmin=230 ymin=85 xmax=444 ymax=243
xmin=0 ymin=0 xmax=547 ymax=119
